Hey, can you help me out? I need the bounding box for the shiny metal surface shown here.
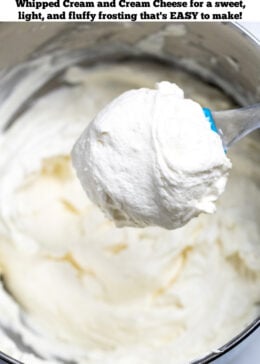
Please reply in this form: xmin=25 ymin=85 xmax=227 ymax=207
xmin=210 ymin=103 xmax=260 ymax=149
xmin=0 ymin=22 xmax=259 ymax=364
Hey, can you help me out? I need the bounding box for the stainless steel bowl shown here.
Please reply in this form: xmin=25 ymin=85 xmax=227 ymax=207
xmin=0 ymin=22 xmax=259 ymax=364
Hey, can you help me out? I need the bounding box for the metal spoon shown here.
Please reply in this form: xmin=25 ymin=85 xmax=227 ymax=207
xmin=203 ymin=104 xmax=260 ymax=151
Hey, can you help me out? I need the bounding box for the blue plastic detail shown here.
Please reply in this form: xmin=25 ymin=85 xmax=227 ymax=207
xmin=203 ymin=107 xmax=219 ymax=134
xmin=203 ymin=108 xmax=227 ymax=153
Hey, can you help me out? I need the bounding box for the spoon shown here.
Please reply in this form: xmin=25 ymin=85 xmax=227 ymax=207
xmin=203 ymin=104 xmax=260 ymax=151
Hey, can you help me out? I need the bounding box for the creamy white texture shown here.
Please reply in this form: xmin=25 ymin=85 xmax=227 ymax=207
xmin=0 ymin=63 xmax=259 ymax=364
xmin=72 ymin=82 xmax=231 ymax=229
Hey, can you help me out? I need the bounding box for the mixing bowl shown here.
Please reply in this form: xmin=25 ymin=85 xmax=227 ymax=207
xmin=0 ymin=22 xmax=259 ymax=364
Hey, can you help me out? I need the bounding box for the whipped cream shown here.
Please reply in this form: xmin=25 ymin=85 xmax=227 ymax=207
xmin=72 ymin=82 xmax=231 ymax=229
xmin=0 ymin=62 xmax=259 ymax=364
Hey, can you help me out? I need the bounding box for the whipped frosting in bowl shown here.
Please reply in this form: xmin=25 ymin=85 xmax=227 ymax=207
xmin=0 ymin=61 xmax=259 ymax=364
xmin=72 ymin=81 xmax=231 ymax=229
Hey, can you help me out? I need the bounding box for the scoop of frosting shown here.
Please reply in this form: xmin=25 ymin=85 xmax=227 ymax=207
xmin=72 ymin=82 xmax=231 ymax=229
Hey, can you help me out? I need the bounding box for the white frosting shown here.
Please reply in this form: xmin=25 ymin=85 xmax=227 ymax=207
xmin=72 ymin=82 xmax=231 ymax=229
xmin=0 ymin=63 xmax=259 ymax=364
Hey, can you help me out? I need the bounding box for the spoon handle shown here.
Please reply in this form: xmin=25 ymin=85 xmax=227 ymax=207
xmin=212 ymin=104 xmax=260 ymax=150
